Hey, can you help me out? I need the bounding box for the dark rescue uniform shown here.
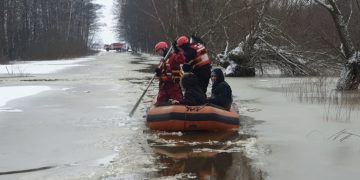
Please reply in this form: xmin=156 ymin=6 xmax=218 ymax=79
xmin=180 ymin=43 xmax=211 ymax=94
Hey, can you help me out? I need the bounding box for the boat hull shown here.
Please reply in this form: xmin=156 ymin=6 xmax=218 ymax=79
xmin=146 ymin=105 xmax=240 ymax=131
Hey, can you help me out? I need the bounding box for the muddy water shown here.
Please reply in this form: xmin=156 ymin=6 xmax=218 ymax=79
xmin=125 ymin=57 xmax=265 ymax=180
xmin=97 ymin=56 xmax=264 ymax=180
xmin=125 ymin=56 xmax=360 ymax=180
xmin=145 ymin=130 xmax=264 ymax=180
xmin=227 ymin=77 xmax=360 ymax=180
xmin=2 ymin=52 xmax=359 ymax=180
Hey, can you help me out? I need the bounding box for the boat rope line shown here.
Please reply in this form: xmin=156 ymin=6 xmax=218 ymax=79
xmin=0 ymin=166 xmax=55 ymax=176
xmin=147 ymin=112 xmax=240 ymax=125
xmin=185 ymin=104 xmax=208 ymax=112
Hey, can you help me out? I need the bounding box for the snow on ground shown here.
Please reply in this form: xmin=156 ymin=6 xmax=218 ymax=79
xmin=225 ymin=61 xmax=237 ymax=75
xmin=0 ymin=52 xmax=153 ymax=179
xmin=0 ymin=57 xmax=93 ymax=109
xmin=0 ymin=86 xmax=51 ymax=107
xmin=0 ymin=57 xmax=93 ymax=75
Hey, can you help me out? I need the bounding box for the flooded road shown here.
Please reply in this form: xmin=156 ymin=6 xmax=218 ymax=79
xmin=1 ymin=52 xmax=359 ymax=180
xmin=228 ymin=77 xmax=360 ymax=180
xmin=144 ymin=130 xmax=263 ymax=180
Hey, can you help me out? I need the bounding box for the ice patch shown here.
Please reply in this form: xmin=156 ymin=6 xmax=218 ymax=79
xmin=0 ymin=107 xmax=23 ymax=112
xmin=98 ymin=106 xmax=121 ymax=109
xmin=96 ymin=154 xmax=118 ymax=167
xmin=61 ymin=87 xmax=73 ymax=91
xmin=118 ymin=122 xmax=126 ymax=127
xmin=238 ymin=105 xmax=262 ymax=113
xmin=0 ymin=86 xmax=51 ymax=107
xmin=158 ymin=131 xmax=183 ymax=136
xmin=131 ymin=127 xmax=139 ymax=131
xmin=239 ymin=137 xmax=259 ymax=158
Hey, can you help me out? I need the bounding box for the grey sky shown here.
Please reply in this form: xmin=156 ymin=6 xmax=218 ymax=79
xmin=95 ymin=0 xmax=117 ymax=44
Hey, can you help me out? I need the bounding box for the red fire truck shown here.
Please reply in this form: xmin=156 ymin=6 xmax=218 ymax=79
xmin=104 ymin=42 xmax=125 ymax=52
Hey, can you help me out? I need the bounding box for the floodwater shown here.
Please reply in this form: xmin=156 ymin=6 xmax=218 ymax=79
xmin=145 ymin=130 xmax=263 ymax=180
xmin=1 ymin=52 xmax=359 ymax=180
xmin=229 ymin=77 xmax=360 ymax=180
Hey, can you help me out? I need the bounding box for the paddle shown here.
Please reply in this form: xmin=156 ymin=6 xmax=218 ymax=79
xmin=128 ymin=45 xmax=174 ymax=117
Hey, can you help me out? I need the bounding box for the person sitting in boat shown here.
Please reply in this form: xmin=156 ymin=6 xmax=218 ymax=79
xmin=207 ymin=68 xmax=233 ymax=110
xmin=170 ymin=64 xmax=207 ymax=106
xmin=154 ymin=41 xmax=185 ymax=106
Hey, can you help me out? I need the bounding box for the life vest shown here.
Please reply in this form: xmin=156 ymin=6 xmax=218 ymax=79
xmin=188 ymin=44 xmax=210 ymax=69
xmin=160 ymin=54 xmax=182 ymax=82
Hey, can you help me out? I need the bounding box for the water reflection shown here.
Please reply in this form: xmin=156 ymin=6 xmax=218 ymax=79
xmin=147 ymin=131 xmax=264 ymax=180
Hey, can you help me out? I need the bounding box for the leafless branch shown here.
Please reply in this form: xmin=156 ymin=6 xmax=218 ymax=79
xmin=151 ymin=0 xmax=170 ymax=40
xmin=314 ymin=0 xmax=334 ymax=11
xmin=346 ymin=0 xmax=353 ymax=26
xmin=259 ymin=37 xmax=310 ymax=75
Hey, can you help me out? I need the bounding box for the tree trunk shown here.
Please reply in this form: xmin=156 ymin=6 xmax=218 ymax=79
xmin=331 ymin=5 xmax=360 ymax=90
xmin=227 ymin=0 xmax=269 ymax=77
xmin=315 ymin=0 xmax=359 ymax=90
xmin=337 ymin=59 xmax=360 ymax=90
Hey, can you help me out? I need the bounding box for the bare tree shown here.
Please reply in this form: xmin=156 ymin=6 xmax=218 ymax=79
xmin=115 ymin=0 xmax=359 ymax=78
xmin=0 ymin=0 xmax=100 ymax=63
xmin=314 ymin=0 xmax=360 ymax=90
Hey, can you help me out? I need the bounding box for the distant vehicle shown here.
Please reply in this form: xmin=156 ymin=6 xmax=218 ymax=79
xmin=104 ymin=44 xmax=110 ymax=51
xmin=111 ymin=43 xmax=124 ymax=51
xmin=104 ymin=43 xmax=125 ymax=52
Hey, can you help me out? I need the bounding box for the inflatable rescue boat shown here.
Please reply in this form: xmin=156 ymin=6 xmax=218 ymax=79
xmin=146 ymin=104 xmax=240 ymax=131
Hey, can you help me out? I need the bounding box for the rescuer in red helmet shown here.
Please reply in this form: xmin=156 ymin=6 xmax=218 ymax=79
xmin=154 ymin=41 xmax=185 ymax=105
xmin=176 ymin=35 xmax=211 ymax=94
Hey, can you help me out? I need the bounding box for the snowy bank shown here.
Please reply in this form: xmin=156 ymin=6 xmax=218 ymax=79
xmin=0 ymin=86 xmax=51 ymax=107
xmin=0 ymin=57 xmax=93 ymax=108
xmin=0 ymin=57 xmax=93 ymax=75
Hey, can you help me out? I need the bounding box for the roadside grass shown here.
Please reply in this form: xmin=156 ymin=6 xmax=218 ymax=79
xmin=3 ymin=64 xmax=30 ymax=77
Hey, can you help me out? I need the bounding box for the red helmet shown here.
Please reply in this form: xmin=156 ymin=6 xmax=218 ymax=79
xmin=177 ymin=36 xmax=189 ymax=47
xmin=155 ymin=41 xmax=168 ymax=52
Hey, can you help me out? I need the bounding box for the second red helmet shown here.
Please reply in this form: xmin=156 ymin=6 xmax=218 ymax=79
xmin=155 ymin=41 xmax=168 ymax=52
xmin=176 ymin=36 xmax=189 ymax=47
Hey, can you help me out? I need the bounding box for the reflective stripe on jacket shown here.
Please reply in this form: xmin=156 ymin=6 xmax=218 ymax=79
xmin=188 ymin=44 xmax=210 ymax=69
xmin=160 ymin=53 xmax=185 ymax=82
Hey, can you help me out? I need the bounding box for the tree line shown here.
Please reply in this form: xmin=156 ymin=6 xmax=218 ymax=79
xmin=0 ymin=0 xmax=101 ymax=64
xmin=116 ymin=0 xmax=360 ymax=60
xmin=115 ymin=0 xmax=360 ymax=89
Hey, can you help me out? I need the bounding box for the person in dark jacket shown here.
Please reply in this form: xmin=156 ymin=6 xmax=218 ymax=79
xmin=208 ymin=68 xmax=233 ymax=110
xmin=170 ymin=64 xmax=207 ymax=106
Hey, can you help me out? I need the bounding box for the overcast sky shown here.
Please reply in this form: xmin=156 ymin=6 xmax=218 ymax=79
xmin=95 ymin=0 xmax=118 ymax=44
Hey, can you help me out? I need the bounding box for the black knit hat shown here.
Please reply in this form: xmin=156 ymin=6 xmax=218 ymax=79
xmin=182 ymin=63 xmax=193 ymax=73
